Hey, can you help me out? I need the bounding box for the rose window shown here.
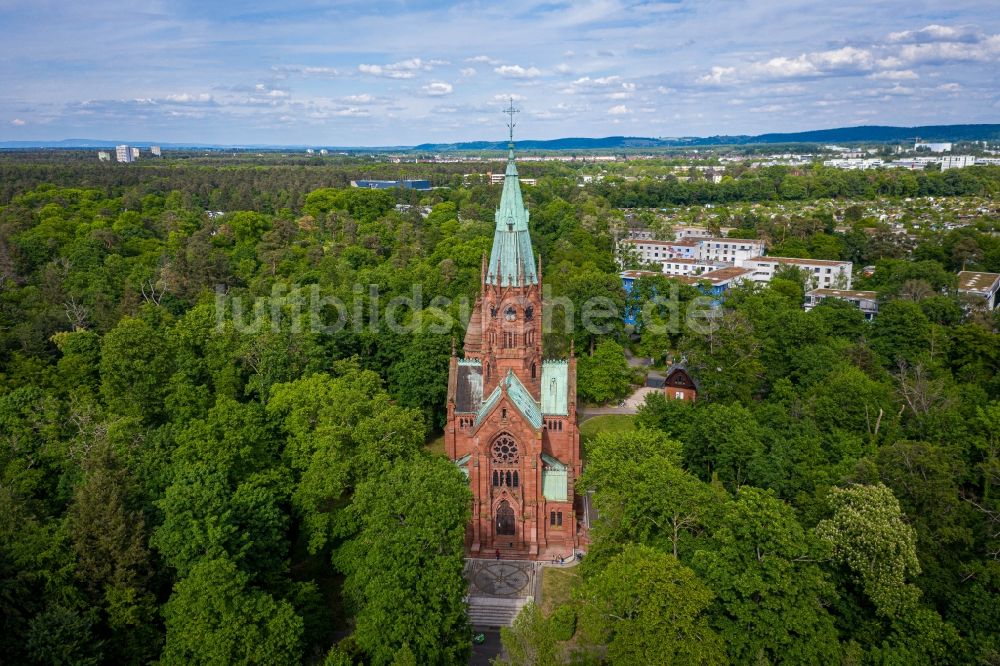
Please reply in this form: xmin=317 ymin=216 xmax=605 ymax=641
xmin=491 ymin=434 xmax=519 ymax=465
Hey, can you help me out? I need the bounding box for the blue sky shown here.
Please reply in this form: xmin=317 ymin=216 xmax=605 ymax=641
xmin=1 ymin=0 xmax=998 ymax=145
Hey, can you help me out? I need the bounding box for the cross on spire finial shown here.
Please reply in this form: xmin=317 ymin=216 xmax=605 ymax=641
xmin=504 ymin=97 xmax=519 ymax=148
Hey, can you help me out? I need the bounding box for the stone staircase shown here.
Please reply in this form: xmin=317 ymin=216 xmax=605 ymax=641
xmin=464 ymin=559 xmax=537 ymax=629
xmin=467 ymin=596 xmax=530 ymax=628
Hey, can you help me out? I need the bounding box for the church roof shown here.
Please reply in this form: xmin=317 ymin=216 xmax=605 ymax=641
xmin=464 ymin=298 xmax=483 ymax=354
xmin=475 ymin=369 xmax=543 ymax=430
xmin=486 ymin=149 xmax=538 ymax=287
xmin=455 ymin=360 xmax=483 ymax=413
xmin=541 ymin=360 xmax=569 ymax=415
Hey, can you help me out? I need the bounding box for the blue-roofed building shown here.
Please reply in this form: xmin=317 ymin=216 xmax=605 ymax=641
xmin=350 ymin=179 xmax=431 ymax=190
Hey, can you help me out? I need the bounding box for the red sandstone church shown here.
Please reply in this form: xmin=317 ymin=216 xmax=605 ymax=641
xmin=445 ymin=142 xmax=582 ymax=561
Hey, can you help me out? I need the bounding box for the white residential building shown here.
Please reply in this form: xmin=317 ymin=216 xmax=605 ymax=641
xmin=659 ymin=257 xmax=724 ymax=277
xmin=97 ymin=151 xmax=110 ymax=162
xmin=822 ymin=158 xmax=885 ymax=170
xmin=804 ymin=289 xmax=878 ymax=320
xmin=957 ymin=271 xmax=1000 ymax=310
xmin=671 ymin=226 xmax=711 ymax=239
xmin=621 ymin=238 xmax=701 ymax=264
xmin=940 ymin=155 xmax=977 ymax=170
xmin=671 ymin=225 xmax=738 ymax=239
xmin=115 ymin=145 xmax=133 ymax=163
xmin=130 ymin=147 xmax=140 ymax=160
xmin=915 ymin=141 xmax=952 ymax=153
xmin=150 ymin=145 xmax=162 ymax=157
xmin=744 ymin=256 xmax=853 ymax=289
xmin=698 ymin=238 xmax=765 ymax=264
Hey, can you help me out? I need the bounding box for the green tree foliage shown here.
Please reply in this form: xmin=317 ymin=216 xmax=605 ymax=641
xmin=497 ymin=601 xmax=561 ymax=666
xmin=161 ymin=557 xmax=304 ymax=665
xmin=334 ymin=455 xmax=471 ymax=666
xmin=576 ymin=339 xmax=631 ymax=404
xmin=1 ymin=154 xmax=1000 ymax=664
xmin=582 ymin=429 xmax=720 ymax=561
xmin=816 ymin=484 xmax=922 ymax=618
xmin=692 ymin=487 xmax=839 ymax=664
xmin=578 ymin=544 xmax=726 ymax=665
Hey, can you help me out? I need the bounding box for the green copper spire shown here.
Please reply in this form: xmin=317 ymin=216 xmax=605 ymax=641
xmin=487 ymin=99 xmax=537 ymax=287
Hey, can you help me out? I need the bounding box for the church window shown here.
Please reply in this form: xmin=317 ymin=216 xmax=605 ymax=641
xmin=513 ymin=471 xmax=519 ymax=487
xmin=505 ymin=470 xmax=512 ymax=487
xmin=504 ymin=306 xmax=516 ymax=321
xmin=531 ymin=362 xmax=537 ymax=379
xmin=525 ymin=306 xmax=534 ymax=321
xmin=491 ymin=434 xmax=519 ymax=465
xmin=493 ymin=470 xmax=499 ymax=486
xmin=501 ymin=407 xmax=508 ymax=420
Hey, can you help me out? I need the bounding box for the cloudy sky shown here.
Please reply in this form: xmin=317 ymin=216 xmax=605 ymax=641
xmin=1 ymin=0 xmax=998 ymax=145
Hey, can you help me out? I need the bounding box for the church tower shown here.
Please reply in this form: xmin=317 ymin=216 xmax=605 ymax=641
xmin=446 ymin=104 xmax=581 ymax=559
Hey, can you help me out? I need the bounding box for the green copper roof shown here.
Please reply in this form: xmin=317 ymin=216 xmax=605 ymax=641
xmin=487 ymin=149 xmax=538 ymax=287
xmin=475 ymin=369 xmax=542 ymax=429
xmin=541 ymin=454 xmax=568 ymax=501
xmin=541 ymin=361 xmax=569 ymax=415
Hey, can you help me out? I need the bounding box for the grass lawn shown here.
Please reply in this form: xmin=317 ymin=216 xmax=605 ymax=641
xmin=425 ymin=432 xmax=446 ymax=456
xmin=579 ymin=414 xmax=636 ymax=444
xmin=579 ymin=414 xmax=636 ymax=463
xmin=540 ymin=567 xmax=581 ymax=615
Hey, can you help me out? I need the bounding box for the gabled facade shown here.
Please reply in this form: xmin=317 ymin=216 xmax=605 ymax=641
xmin=446 ymin=146 xmax=581 ymax=560
xmin=663 ymin=365 xmax=698 ymax=402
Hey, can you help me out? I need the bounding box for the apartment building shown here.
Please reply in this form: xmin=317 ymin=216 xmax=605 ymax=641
xmin=621 ymin=238 xmax=701 ymax=263
xmin=957 ymin=271 xmax=1000 ymax=310
xmin=804 ymin=289 xmax=878 ymax=320
xmin=745 ymin=256 xmax=853 ymax=289
xmin=698 ymin=238 xmax=765 ymax=264
xmin=659 ymin=257 xmax=724 ymax=277
xmin=115 ymin=145 xmax=133 ymax=163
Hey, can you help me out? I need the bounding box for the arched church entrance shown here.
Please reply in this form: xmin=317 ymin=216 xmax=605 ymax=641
xmin=496 ymin=500 xmax=515 ymax=536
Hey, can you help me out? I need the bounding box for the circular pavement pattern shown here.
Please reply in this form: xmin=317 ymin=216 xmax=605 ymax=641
xmin=472 ymin=562 xmax=532 ymax=598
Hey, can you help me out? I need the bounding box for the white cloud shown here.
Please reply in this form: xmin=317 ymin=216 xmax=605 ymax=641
xmin=359 ymin=64 xmax=411 ymax=79
xmin=702 ymin=47 xmax=875 ymax=84
xmin=358 ymin=58 xmax=442 ymax=79
xmin=343 ymin=94 xmax=376 ymax=104
xmin=937 ymin=82 xmax=962 ymax=92
xmin=868 ymin=69 xmax=918 ymax=80
xmin=272 ymin=65 xmax=341 ymax=77
xmin=422 ymin=81 xmax=453 ymax=96
xmin=889 ymin=24 xmax=981 ymax=44
xmin=460 ymin=68 xmax=476 ymax=77
xmin=699 ymin=66 xmax=734 ymax=84
xmin=895 ymin=35 xmax=1000 ymax=65
xmin=494 ymin=65 xmax=541 ymax=79
xmin=10 ymin=118 xmax=26 ymax=126
xmin=560 ymin=76 xmax=636 ymax=96
xmin=608 ymin=104 xmax=630 ymax=115
xmin=491 ymin=93 xmax=526 ymax=103
xmin=467 ymin=55 xmax=501 ymax=65
xmin=164 ymin=93 xmax=213 ymax=103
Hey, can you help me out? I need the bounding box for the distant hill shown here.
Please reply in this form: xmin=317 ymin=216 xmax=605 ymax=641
xmin=3 ymin=124 xmax=999 ymax=151
xmin=413 ymin=124 xmax=1000 ymax=151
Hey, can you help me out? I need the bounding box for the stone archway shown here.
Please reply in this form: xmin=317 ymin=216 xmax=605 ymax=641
xmin=496 ymin=500 xmax=515 ymax=536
